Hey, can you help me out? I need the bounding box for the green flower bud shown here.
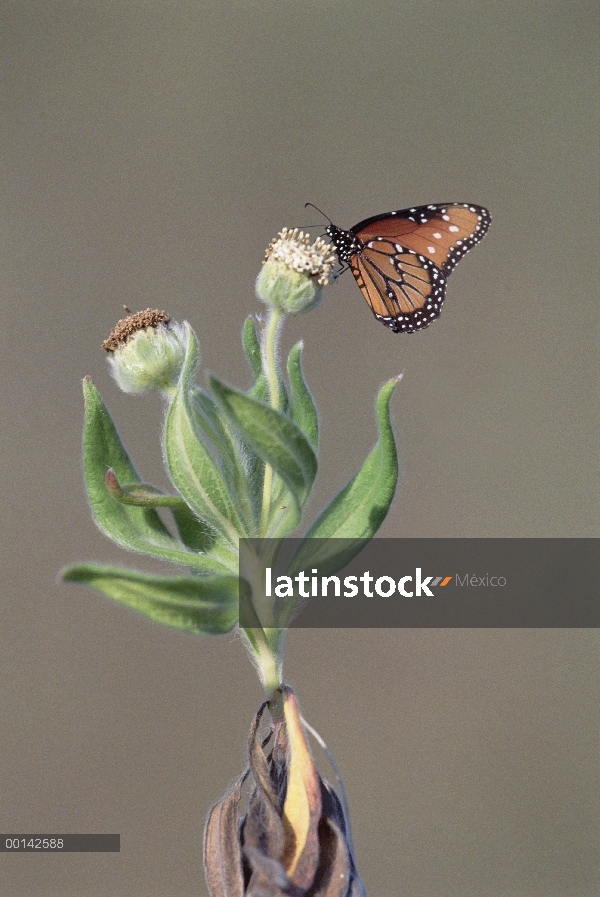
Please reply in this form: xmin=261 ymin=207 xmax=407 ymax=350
xmin=256 ymin=228 xmax=337 ymax=315
xmin=102 ymin=309 xmax=191 ymax=396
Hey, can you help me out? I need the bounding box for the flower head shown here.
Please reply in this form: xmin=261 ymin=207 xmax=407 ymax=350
xmin=256 ymin=228 xmax=338 ymax=315
xmin=102 ymin=308 xmax=189 ymax=396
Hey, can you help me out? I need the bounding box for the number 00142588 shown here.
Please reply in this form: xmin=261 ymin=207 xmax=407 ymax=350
xmin=3 ymin=837 xmax=64 ymax=849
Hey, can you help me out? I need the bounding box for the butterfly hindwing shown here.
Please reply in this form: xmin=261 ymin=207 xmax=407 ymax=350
xmin=351 ymin=241 xmax=446 ymax=333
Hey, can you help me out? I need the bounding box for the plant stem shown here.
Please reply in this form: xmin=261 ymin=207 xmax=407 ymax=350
xmin=259 ymin=307 xmax=285 ymax=535
xmin=256 ymin=639 xmax=282 ymax=697
xmin=263 ymin=306 xmax=284 ymax=410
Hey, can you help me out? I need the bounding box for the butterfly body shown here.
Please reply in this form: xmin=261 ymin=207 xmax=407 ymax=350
xmin=326 ymin=202 xmax=491 ymax=333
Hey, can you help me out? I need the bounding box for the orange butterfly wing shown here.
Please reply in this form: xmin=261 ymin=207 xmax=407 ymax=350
xmin=327 ymin=203 xmax=490 ymax=333
xmin=349 ymin=241 xmax=446 ymax=333
xmin=353 ymin=203 xmax=491 ymax=276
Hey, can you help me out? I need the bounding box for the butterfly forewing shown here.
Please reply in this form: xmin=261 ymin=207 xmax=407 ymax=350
xmin=352 ymin=203 xmax=490 ymax=276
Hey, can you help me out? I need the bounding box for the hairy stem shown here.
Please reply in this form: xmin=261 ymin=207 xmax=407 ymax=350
xmin=259 ymin=307 xmax=285 ymax=535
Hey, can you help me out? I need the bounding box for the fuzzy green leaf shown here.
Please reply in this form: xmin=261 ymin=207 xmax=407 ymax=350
xmin=208 ymin=377 xmax=317 ymax=506
xmin=293 ymin=376 xmax=400 ymax=563
xmin=105 ymin=471 xmax=214 ymax=553
xmin=61 ymin=564 xmax=240 ymax=634
xmin=280 ymin=377 xmax=400 ymax=616
xmin=190 ymin=387 xmax=259 ymax=533
xmin=81 ymin=378 xmax=230 ymax=574
xmin=243 ymin=316 xmax=263 ymax=381
xmin=240 ymin=319 xmax=269 ymax=515
xmin=287 ymin=341 xmax=319 ymax=453
xmin=243 ymin=318 xmax=289 ymax=411
xmin=163 ymin=324 xmax=246 ymax=544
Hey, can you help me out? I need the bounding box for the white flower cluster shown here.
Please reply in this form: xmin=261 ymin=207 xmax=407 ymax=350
xmin=264 ymin=228 xmax=338 ymax=286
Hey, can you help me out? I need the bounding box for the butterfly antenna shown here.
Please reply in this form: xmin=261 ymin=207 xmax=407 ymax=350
xmin=304 ymin=202 xmax=332 ymax=225
xmin=294 ymin=221 xmax=328 ymax=229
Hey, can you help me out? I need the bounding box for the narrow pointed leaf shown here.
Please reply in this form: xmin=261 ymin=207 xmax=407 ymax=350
xmin=105 ymin=471 xmax=214 ymax=553
xmin=81 ymin=378 xmax=229 ymax=574
xmin=209 ymin=377 xmax=317 ymax=505
xmin=287 ymin=342 xmax=319 ymax=452
xmin=241 ymin=318 xmax=270 ymax=513
xmin=267 ymin=342 xmax=317 ymax=536
xmin=243 ymin=316 xmax=263 ymax=382
xmin=303 ymin=376 xmax=399 ymax=540
xmin=163 ymin=324 xmax=246 ymax=543
xmin=287 ymin=377 xmax=400 ymax=579
xmin=61 ymin=564 xmax=240 ymax=634
xmin=243 ymin=318 xmax=289 ymax=410
xmin=191 ymin=387 xmax=259 ymax=533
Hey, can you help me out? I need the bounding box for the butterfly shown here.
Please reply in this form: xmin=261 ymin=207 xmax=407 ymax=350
xmin=317 ymin=202 xmax=491 ymax=333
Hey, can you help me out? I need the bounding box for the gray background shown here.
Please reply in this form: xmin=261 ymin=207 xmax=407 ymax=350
xmin=1 ymin=2 xmax=598 ymax=895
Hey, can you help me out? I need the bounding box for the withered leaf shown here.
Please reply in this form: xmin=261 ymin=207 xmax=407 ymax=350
xmin=306 ymin=817 xmax=350 ymax=897
xmin=243 ymin=703 xmax=287 ymax=861
xmin=204 ymin=776 xmax=246 ymax=897
xmin=281 ymin=687 xmax=322 ymax=888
